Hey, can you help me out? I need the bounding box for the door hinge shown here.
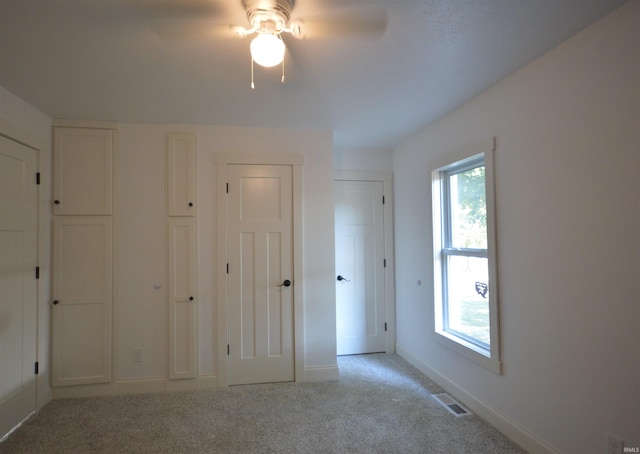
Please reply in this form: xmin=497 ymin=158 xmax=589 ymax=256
xmin=227 ymin=344 xmax=230 ymax=355
xmin=384 ymin=259 xmax=387 ymax=268
xmin=36 ymin=172 xmax=41 ymax=185
xmin=35 ymin=362 xmax=39 ymax=375
xmin=35 ymin=266 xmax=40 ymax=279
xmin=384 ymin=322 xmax=388 ymax=332
xmin=226 ymin=182 xmax=229 ymax=193
xmin=382 ymin=195 xmax=385 ymax=204
xmin=226 ymin=263 xmax=229 ymax=274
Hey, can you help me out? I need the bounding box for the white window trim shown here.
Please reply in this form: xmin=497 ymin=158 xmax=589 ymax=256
xmin=430 ymin=138 xmax=501 ymax=374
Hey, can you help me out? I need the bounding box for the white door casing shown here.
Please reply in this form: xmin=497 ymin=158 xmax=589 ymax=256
xmin=227 ymin=164 xmax=294 ymax=384
xmin=335 ymin=179 xmax=386 ymax=355
xmin=215 ymin=153 xmax=304 ymax=387
xmin=0 ymin=135 xmax=38 ymax=437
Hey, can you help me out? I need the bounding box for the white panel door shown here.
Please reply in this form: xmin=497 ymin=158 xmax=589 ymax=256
xmin=52 ymin=217 xmax=112 ymax=386
xmin=335 ymin=180 xmax=386 ymax=355
xmin=0 ymin=136 xmax=37 ymax=437
xmin=227 ymin=164 xmax=294 ymax=385
xmin=53 ymin=127 xmax=112 ymax=215
xmin=168 ymin=218 xmax=197 ymax=379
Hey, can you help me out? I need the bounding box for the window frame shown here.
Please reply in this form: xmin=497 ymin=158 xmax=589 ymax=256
xmin=430 ymin=138 xmax=501 ymax=373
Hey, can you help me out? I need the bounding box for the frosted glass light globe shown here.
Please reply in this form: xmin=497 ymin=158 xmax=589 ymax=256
xmin=250 ymin=33 xmax=285 ymax=67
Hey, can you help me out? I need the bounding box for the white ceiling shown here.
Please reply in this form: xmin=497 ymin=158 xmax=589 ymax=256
xmin=0 ymin=0 xmax=627 ymax=150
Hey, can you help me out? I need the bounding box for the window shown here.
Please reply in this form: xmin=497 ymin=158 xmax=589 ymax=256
xmin=431 ymin=139 xmax=501 ymax=373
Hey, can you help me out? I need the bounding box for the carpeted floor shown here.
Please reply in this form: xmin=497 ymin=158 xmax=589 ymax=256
xmin=0 ymin=354 xmax=526 ymax=453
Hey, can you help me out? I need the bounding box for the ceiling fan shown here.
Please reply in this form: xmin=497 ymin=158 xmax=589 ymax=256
xmin=143 ymin=0 xmax=387 ymax=87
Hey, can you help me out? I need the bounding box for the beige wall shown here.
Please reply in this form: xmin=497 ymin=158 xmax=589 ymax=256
xmin=392 ymin=2 xmax=640 ymax=452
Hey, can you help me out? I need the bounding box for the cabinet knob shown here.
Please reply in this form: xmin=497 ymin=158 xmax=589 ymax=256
xmin=52 ymin=300 xmax=59 ymax=305
xmin=54 ymin=200 xmax=60 ymax=205
xmin=188 ymin=202 xmax=193 ymax=207
xmin=189 ymin=296 xmax=194 ymax=301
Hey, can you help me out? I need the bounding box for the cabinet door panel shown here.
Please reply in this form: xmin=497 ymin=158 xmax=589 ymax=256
xmin=52 ymin=217 xmax=112 ymax=386
xmin=168 ymin=219 xmax=196 ymax=379
xmin=53 ymin=128 xmax=112 ymax=215
xmin=166 ymin=132 xmax=196 ymax=217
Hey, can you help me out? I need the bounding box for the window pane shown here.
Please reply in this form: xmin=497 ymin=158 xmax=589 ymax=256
xmin=445 ymin=255 xmax=490 ymax=346
xmin=449 ymin=166 xmax=486 ymax=249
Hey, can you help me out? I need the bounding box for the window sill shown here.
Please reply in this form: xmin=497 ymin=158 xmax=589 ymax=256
xmin=433 ymin=330 xmax=502 ymax=374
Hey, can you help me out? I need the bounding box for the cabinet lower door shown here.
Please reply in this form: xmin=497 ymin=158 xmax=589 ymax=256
xmin=168 ymin=218 xmax=197 ymax=379
xmin=52 ymin=217 xmax=112 ymax=386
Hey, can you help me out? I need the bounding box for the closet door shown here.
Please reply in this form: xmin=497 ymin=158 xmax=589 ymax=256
xmin=53 ymin=127 xmax=112 ymax=215
xmin=168 ymin=219 xmax=197 ymax=379
xmin=52 ymin=217 xmax=112 ymax=386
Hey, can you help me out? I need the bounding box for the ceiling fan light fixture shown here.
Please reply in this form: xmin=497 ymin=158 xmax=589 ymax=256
xmin=250 ymin=33 xmax=285 ymax=67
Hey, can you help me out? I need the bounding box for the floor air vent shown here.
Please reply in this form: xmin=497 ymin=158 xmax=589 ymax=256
xmin=431 ymin=393 xmax=472 ymax=417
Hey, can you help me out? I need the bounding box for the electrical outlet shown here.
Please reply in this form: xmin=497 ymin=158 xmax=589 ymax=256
xmin=133 ymin=348 xmax=144 ymax=363
xmin=607 ymin=433 xmax=623 ymax=454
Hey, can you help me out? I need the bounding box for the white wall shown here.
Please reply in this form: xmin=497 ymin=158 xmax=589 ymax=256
xmin=116 ymin=124 xmax=336 ymax=382
xmin=334 ymin=148 xmax=393 ymax=172
xmin=0 ymin=86 xmax=52 ymax=410
xmin=392 ymin=2 xmax=640 ymax=453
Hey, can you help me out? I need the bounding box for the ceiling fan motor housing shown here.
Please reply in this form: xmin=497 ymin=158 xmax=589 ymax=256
xmin=244 ymin=0 xmax=294 ymax=32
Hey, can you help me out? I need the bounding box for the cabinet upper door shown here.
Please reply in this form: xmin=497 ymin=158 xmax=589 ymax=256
xmin=166 ymin=132 xmax=196 ymax=217
xmin=53 ymin=127 xmax=113 ymax=215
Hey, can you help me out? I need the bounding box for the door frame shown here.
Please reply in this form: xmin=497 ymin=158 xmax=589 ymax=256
xmin=214 ymin=153 xmax=304 ymax=387
xmin=334 ymin=170 xmax=396 ymax=354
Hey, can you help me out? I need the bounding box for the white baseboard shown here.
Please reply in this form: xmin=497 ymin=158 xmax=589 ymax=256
xmin=36 ymin=389 xmax=52 ymax=411
xmin=50 ymin=364 xmax=341 ymax=398
xmin=303 ymin=365 xmax=339 ymax=382
xmin=51 ymin=375 xmax=218 ymax=399
xmin=396 ymin=343 xmax=559 ymax=454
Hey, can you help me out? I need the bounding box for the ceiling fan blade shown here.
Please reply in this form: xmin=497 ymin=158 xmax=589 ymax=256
xmin=289 ymin=8 xmax=387 ymax=40
xmin=149 ymin=19 xmax=245 ymax=41
xmin=125 ymin=0 xmax=227 ymax=20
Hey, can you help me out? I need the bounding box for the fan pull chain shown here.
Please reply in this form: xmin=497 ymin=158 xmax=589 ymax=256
xmin=280 ymin=34 xmax=285 ymax=83
xmin=251 ymin=57 xmax=255 ymax=90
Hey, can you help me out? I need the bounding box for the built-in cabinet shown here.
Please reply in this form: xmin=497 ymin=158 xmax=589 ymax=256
xmin=166 ymin=132 xmax=197 ymax=379
xmin=51 ymin=127 xmax=198 ymax=388
xmin=51 ymin=125 xmax=115 ymax=386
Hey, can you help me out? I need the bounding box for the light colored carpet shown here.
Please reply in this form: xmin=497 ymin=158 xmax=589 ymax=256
xmin=0 ymin=354 xmax=526 ymax=453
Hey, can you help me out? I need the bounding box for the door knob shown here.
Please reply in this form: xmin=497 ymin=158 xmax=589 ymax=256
xmin=277 ymin=279 xmax=292 ymax=287
xmin=337 ymin=275 xmax=350 ymax=282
